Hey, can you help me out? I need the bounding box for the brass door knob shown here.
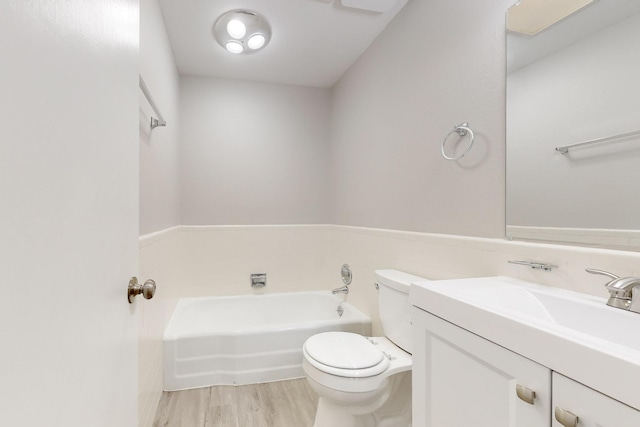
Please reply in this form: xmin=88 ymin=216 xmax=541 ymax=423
xmin=128 ymin=277 xmax=156 ymax=303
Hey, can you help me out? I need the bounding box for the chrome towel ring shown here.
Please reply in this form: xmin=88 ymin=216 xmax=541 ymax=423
xmin=441 ymin=122 xmax=475 ymax=160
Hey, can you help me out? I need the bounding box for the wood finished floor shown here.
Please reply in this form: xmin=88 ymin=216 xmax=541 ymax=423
xmin=152 ymin=379 xmax=319 ymax=427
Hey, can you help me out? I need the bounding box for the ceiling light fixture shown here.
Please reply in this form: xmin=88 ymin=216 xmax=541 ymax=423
xmin=214 ymin=10 xmax=271 ymax=54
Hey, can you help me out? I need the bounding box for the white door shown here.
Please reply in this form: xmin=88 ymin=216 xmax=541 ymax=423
xmin=0 ymin=1 xmax=139 ymax=426
xmin=553 ymin=373 xmax=640 ymax=427
xmin=412 ymin=307 xmax=551 ymax=427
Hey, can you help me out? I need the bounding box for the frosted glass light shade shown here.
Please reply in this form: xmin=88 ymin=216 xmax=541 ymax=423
xmin=248 ymin=34 xmax=266 ymax=50
xmin=225 ymin=41 xmax=244 ymax=54
xmin=226 ymin=20 xmax=246 ymax=39
xmin=214 ymin=10 xmax=271 ymax=54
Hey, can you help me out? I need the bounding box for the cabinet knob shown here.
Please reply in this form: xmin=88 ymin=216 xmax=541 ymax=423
xmin=555 ymin=407 xmax=579 ymax=427
xmin=516 ymin=384 xmax=536 ymax=405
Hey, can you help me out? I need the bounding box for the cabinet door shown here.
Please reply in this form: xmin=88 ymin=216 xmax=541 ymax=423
xmin=412 ymin=307 xmax=551 ymax=427
xmin=552 ymin=373 xmax=640 ymax=427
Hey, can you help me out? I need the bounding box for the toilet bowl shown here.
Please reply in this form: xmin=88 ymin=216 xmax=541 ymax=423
xmin=302 ymin=269 xmax=428 ymax=427
xmin=303 ymin=333 xmax=412 ymax=427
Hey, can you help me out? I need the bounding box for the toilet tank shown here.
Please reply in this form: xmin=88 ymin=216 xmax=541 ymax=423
xmin=375 ymin=269 xmax=428 ymax=355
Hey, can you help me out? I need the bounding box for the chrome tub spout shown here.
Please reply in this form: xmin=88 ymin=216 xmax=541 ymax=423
xmin=332 ymin=285 xmax=349 ymax=295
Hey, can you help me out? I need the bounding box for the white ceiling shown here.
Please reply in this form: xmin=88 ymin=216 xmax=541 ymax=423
xmin=158 ymin=0 xmax=408 ymax=88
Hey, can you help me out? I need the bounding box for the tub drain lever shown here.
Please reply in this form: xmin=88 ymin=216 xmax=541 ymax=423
xmin=251 ymin=273 xmax=267 ymax=288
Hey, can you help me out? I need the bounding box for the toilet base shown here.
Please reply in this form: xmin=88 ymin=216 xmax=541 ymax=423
xmin=313 ymin=398 xmax=377 ymax=427
xmin=309 ymin=371 xmax=412 ymax=427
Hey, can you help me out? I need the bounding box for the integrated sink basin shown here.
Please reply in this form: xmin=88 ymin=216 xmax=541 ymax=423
xmin=435 ymin=279 xmax=640 ymax=353
xmin=411 ymin=276 xmax=640 ymax=410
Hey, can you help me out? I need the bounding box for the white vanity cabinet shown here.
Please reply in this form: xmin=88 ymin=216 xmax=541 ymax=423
xmin=552 ymin=373 xmax=640 ymax=427
xmin=412 ymin=307 xmax=640 ymax=427
xmin=412 ymin=308 xmax=551 ymax=427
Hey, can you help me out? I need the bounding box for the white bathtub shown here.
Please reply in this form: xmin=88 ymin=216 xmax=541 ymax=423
xmin=163 ymin=291 xmax=371 ymax=391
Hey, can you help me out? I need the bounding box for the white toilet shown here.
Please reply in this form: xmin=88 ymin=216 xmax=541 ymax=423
xmin=302 ymin=269 xmax=427 ymax=427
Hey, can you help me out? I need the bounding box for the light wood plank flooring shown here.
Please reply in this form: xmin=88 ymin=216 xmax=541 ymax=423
xmin=153 ymin=379 xmax=319 ymax=427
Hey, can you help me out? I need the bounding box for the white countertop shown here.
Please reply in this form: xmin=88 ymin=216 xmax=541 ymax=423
xmin=410 ymin=276 xmax=640 ymax=410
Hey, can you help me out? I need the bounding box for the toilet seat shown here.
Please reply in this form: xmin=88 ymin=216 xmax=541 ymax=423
xmin=304 ymin=332 xmax=390 ymax=378
xmin=303 ymin=335 xmax=412 ymax=394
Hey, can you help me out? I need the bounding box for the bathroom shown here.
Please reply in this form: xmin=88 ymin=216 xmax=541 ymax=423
xmin=2 ymin=0 xmax=639 ymax=426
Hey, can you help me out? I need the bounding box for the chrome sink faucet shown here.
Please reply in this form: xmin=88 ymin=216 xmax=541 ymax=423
xmin=586 ymin=269 xmax=640 ymax=313
xmin=332 ymin=285 xmax=349 ymax=295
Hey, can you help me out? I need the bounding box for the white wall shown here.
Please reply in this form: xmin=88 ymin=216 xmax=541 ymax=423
xmin=330 ymin=0 xmax=513 ymax=237
xmin=140 ymin=0 xmax=180 ymax=235
xmin=328 ymin=225 xmax=640 ymax=336
xmin=507 ymin=12 xmax=640 ymax=229
xmin=179 ymin=77 xmax=332 ymax=225
xmin=177 ymin=225 xmax=330 ymax=297
xmin=139 ymin=0 xmax=181 ymax=425
xmin=142 ymin=226 xmax=640 ymax=340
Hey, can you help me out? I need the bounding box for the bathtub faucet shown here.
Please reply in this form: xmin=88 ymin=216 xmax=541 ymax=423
xmin=332 ymin=285 xmax=349 ymax=295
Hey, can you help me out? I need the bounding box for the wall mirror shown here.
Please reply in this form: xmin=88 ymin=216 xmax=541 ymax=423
xmin=506 ymin=0 xmax=640 ymax=251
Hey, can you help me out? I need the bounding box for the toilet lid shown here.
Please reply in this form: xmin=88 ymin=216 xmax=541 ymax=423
xmin=304 ymin=332 xmax=385 ymax=370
